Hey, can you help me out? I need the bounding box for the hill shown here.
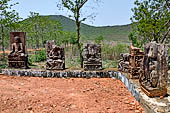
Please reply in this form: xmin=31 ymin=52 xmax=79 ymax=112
xmin=26 ymin=15 xmax=132 ymax=42
xmin=47 ymin=15 xmax=132 ymax=42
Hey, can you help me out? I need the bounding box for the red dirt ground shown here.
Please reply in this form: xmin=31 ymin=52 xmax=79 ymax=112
xmin=0 ymin=75 xmax=145 ymax=113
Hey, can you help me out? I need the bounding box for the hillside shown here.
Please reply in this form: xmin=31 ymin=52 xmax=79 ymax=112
xmin=24 ymin=15 xmax=131 ymax=42
xmin=48 ymin=15 xmax=132 ymax=42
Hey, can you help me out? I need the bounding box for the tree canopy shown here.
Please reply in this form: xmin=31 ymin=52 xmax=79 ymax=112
xmin=129 ymin=0 xmax=170 ymax=47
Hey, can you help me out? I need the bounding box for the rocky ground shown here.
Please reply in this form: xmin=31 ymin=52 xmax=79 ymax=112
xmin=0 ymin=75 xmax=145 ymax=113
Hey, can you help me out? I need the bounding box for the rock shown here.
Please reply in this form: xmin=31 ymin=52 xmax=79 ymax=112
xmin=28 ymin=107 xmax=32 ymax=110
xmin=168 ymin=96 xmax=170 ymax=102
xmin=135 ymin=110 xmax=140 ymax=113
xmin=160 ymin=96 xmax=164 ymax=99
xmin=124 ymin=100 xmax=129 ymax=104
xmin=157 ymin=108 xmax=165 ymax=113
xmin=167 ymin=87 xmax=170 ymax=95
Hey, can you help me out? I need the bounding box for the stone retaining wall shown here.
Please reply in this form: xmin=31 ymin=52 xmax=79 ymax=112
xmin=2 ymin=69 xmax=114 ymax=78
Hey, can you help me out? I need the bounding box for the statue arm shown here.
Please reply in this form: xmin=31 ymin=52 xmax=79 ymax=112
xmin=10 ymin=44 xmax=15 ymax=54
xmin=18 ymin=43 xmax=24 ymax=53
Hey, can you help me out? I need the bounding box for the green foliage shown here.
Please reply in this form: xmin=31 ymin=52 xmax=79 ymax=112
xmin=95 ymin=35 xmax=104 ymax=44
xmin=130 ymin=0 xmax=170 ymax=45
xmin=103 ymin=60 xmax=118 ymax=68
xmin=34 ymin=50 xmax=46 ymax=62
xmin=102 ymin=43 xmax=128 ymax=61
xmin=128 ymin=31 xmax=141 ymax=48
xmin=16 ymin=13 xmax=63 ymax=49
xmin=49 ymin=15 xmax=132 ymax=42
xmin=29 ymin=50 xmax=46 ymax=63
xmin=0 ymin=0 xmax=20 ymax=58
xmin=0 ymin=54 xmax=8 ymax=70
xmin=60 ymin=0 xmax=94 ymax=68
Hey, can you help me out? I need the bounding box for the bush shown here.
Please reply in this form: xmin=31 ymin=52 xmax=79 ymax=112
xmin=34 ymin=49 xmax=46 ymax=62
xmin=29 ymin=49 xmax=46 ymax=63
xmin=0 ymin=55 xmax=8 ymax=71
xmin=102 ymin=43 xmax=128 ymax=60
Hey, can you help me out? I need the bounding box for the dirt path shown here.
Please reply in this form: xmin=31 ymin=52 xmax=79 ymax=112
xmin=0 ymin=75 xmax=145 ymax=113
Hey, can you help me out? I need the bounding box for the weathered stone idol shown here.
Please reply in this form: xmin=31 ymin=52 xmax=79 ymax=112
xmin=129 ymin=45 xmax=144 ymax=79
xmin=83 ymin=44 xmax=102 ymax=70
xmin=8 ymin=32 xmax=28 ymax=68
xmin=139 ymin=42 xmax=169 ymax=97
xmin=118 ymin=53 xmax=130 ymax=72
xmin=46 ymin=40 xmax=65 ymax=70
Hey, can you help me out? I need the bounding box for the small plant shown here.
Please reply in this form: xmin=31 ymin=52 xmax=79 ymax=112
xmin=33 ymin=49 xmax=46 ymax=62
xmin=0 ymin=54 xmax=8 ymax=71
xmin=35 ymin=49 xmax=46 ymax=62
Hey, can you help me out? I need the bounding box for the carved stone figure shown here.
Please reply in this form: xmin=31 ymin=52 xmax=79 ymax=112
xmin=139 ymin=42 xmax=168 ymax=97
xmin=129 ymin=45 xmax=144 ymax=79
xmin=83 ymin=44 xmax=102 ymax=70
xmin=118 ymin=53 xmax=130 ymax=72
xmin=8 ymin=32 xmax=28 ymax=68
xmin=46 ymin=41 xmax=65 ymax=70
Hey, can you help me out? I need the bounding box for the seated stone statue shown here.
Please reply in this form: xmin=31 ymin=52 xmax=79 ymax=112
xmin=8 ymin=32 xmax=28 ymax=68
xmin=46 ymin=41 xmax=65 ymax=70
xmin=9 ymin=36 xmax=25 ymax=58
xmin=83 ymin=44 xmax=102 ymax=70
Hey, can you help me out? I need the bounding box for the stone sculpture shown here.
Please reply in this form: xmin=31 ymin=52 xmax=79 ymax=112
xmin=8 ymin=32 xmax=28 ymax=68
xmin=129 ymin=45 xmax=144 ymax=79
xmin=118 ymin=53 xmax=130 ymax=72
xmin=83 ymin=44 xmax=102 ymax=70
xmin=46 ymin=40 xmax=65 ymax=70
xmin=139 ymin=42 xmax=168 ymax=97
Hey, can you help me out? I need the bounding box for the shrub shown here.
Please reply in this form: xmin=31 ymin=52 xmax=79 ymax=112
xmin=34 ymin=49 xmax=46 ymax=62
xmin=102 ymin=43 xmax=128 ymax=61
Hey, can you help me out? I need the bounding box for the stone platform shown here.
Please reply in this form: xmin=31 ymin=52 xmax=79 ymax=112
xmin=2 ymin=69 xmax=115 ymax=78
xmin=1 ymin=68 xmax=170 ymax=113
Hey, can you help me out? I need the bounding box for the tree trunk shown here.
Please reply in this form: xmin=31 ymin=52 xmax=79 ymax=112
xmin=35 ymin=24 xmax=39 ymax=49
xmin=1 ymin=25 xmax=5 ymax=59
xmin=31 ymin=37 xmax=34 ymax=49
xmin=71 ymin=44 xmax=73 ymax=59
xmin=41 ymin=28 xmax=45 ymax=48
xmin=76 ymin=18 xmax=83 ymax=68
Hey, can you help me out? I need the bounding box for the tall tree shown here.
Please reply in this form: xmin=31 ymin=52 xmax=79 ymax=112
xmin=26 ymin=13 xmax=62 ymax=49
xmin=129 ymin=0 xmax=170 ymax=47
xmin=59 ymin=0 xmax=99 ymax=68
xmin=0 ymin=0 xmax=20 ymax=58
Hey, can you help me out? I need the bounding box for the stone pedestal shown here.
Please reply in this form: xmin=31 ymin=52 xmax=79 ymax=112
xmin=83 ymin=44 xmax=102 ymax=70
xmin=139 ymin=42 xmax=168 ymax=97
xmin=46 ymin=40 xmax=65 ymax=70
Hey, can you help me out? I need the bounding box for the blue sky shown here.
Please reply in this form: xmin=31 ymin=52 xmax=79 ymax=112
xmin=11 ymin=0 xmax=135 ymax=26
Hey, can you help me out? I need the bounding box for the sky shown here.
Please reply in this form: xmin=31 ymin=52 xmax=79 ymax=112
xmin=10 ymin=0 xmax=135 ymax=26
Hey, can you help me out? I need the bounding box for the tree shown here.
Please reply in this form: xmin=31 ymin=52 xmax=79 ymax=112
xmin=0 ymin=0 xmax=20 ymax=58
xmin=129 ymin=0 xmax=170 ymax=47
xmin=25 ymin=12 xmax=62 ymax=49
xmin=59 ymin=0 xmax=99 ymax=68
xmin=95 ymin=35 xmax=104 ymax=44
xmin=28 ymin=12 xmax=41 ymax=49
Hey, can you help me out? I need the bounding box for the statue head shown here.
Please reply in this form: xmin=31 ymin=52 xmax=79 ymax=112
xmin=14 ymin=36 xmax=21 ymax=43
xmin=89 ymin=44 xmax=97 ymax=56
xmin=148 ymin=42 xmax=158 ymax=58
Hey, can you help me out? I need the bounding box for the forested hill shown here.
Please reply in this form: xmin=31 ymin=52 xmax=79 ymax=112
xmin=48 ymin=15 xmax=132 ymax=42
